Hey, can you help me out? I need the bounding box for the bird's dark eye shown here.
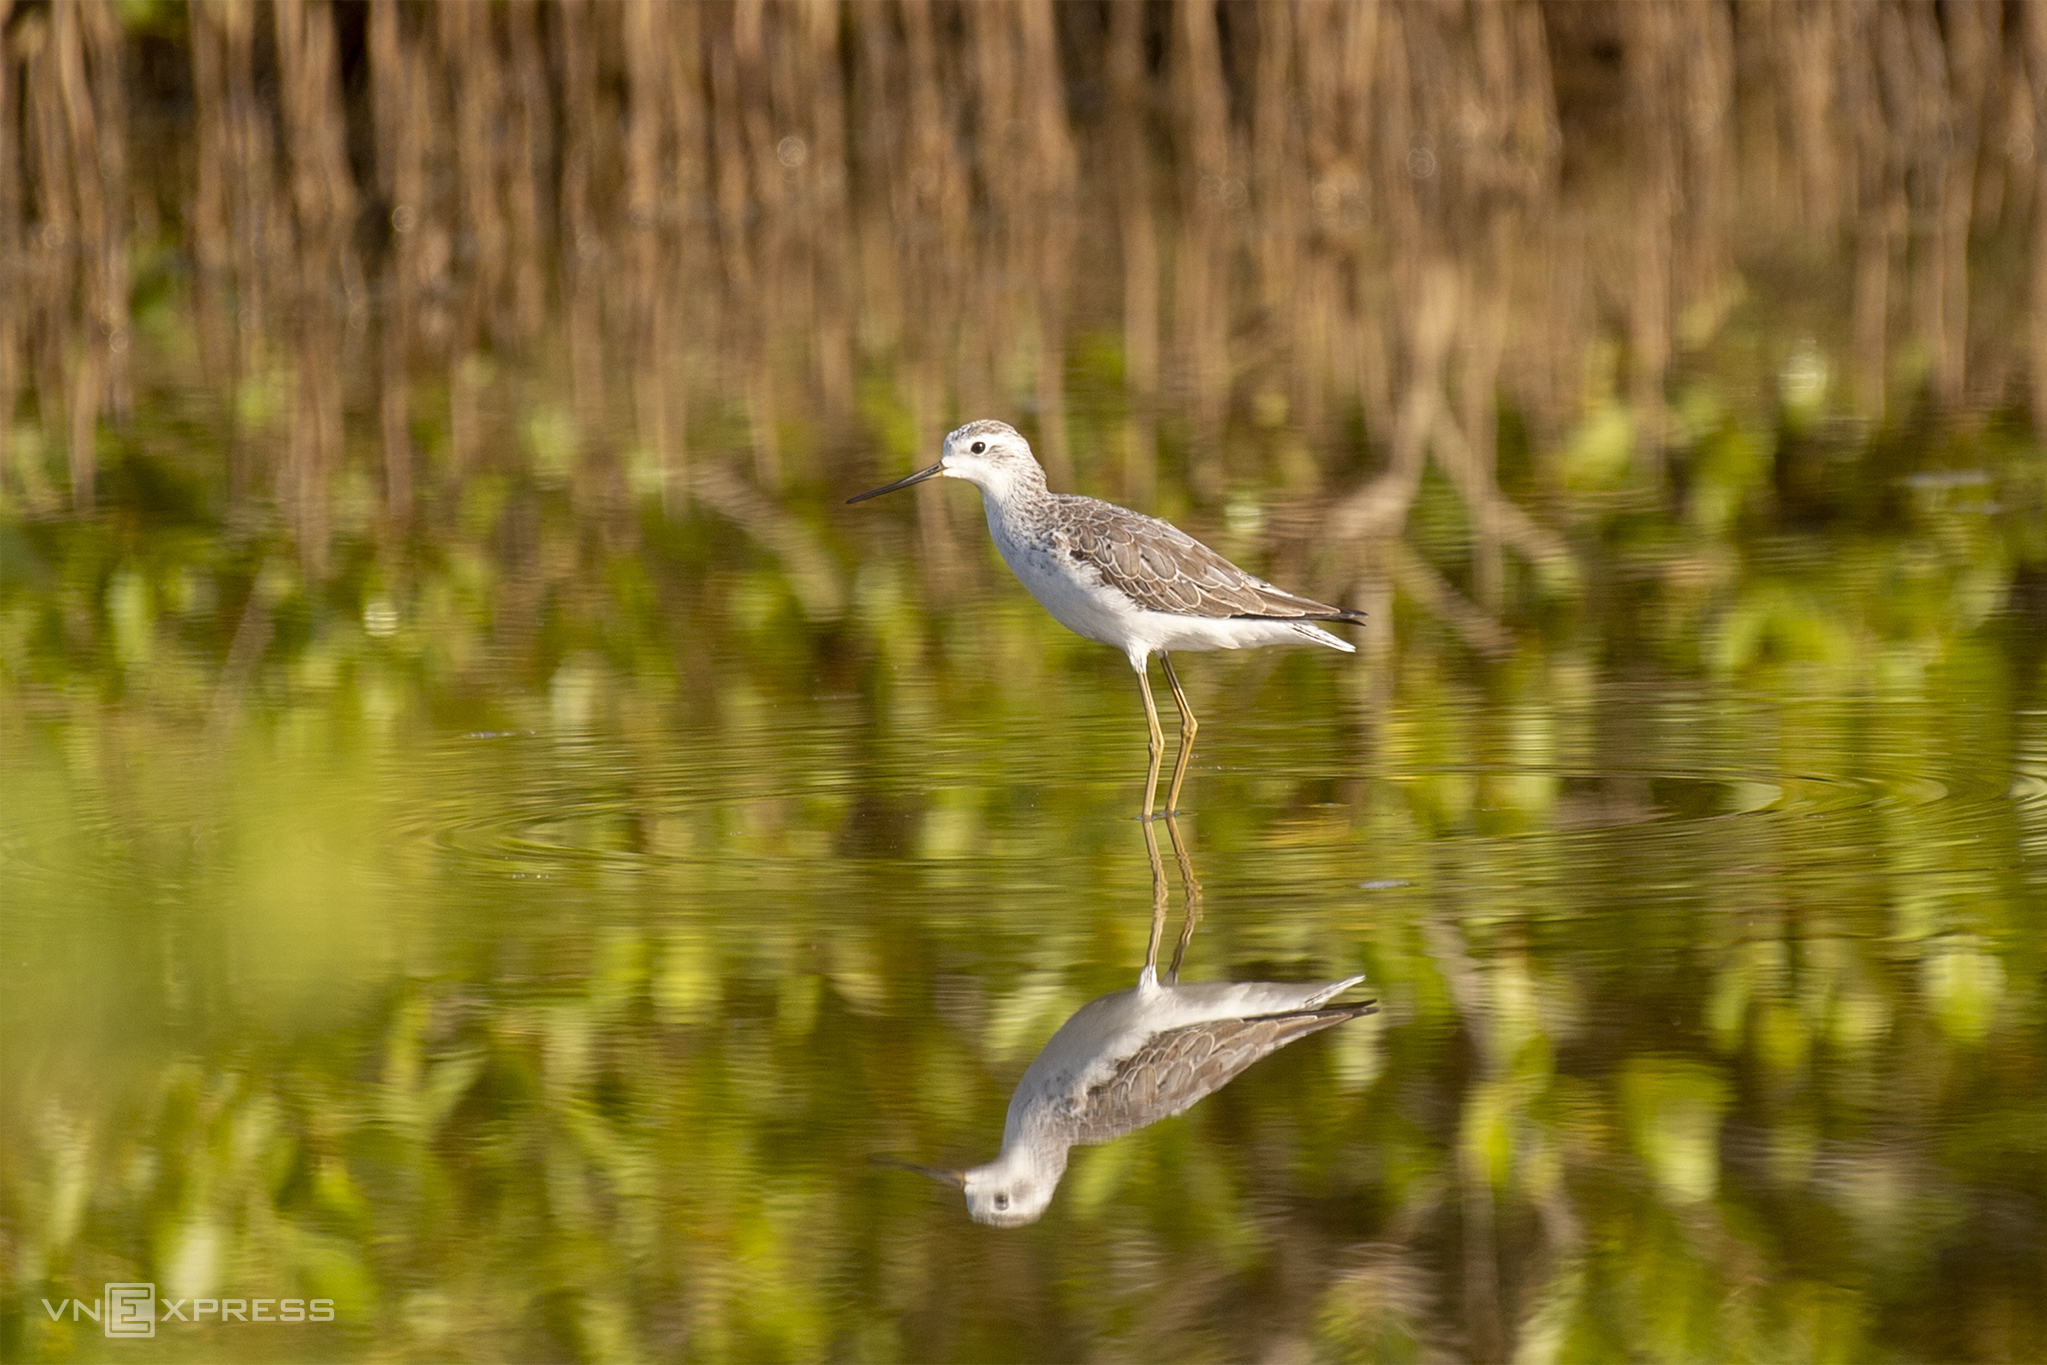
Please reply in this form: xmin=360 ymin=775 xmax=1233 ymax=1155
xmin=993 ymin=1193 xmax=1009 ymax=1210
xmin=971 ymin=440 xmax=986 ymax=454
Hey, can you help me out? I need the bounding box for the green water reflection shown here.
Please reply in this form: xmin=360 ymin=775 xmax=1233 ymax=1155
xmin=5 ymin=429 xmax=2044 ymax=1359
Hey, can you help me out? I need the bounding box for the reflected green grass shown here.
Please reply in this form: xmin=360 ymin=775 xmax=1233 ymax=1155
xmin=4 ymin=423 xmax=2044 ymax=1358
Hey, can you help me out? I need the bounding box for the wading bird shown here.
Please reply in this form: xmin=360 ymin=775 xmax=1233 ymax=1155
xmin=849 ymin=420 xmax=1365 ymax=817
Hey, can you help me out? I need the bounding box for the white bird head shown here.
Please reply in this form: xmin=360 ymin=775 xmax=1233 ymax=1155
xmin=874 ymin=1142 xmax=1068 ymax=1227
xmin=960 ymin=1144 xmax=1066 ymax=1227
xmin=846 ymin=419 xmax=1047 ymax=506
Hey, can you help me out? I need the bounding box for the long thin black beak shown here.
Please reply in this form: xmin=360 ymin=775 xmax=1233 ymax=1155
xmin=847 ymin=461 xmax=945 ymax=504
xmin=870 ymin=1155 xmax=967 ymax=1187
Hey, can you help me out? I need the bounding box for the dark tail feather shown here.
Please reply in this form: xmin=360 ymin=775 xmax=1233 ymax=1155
xmin=1230 ymin=607 xmax=1367 ymax=625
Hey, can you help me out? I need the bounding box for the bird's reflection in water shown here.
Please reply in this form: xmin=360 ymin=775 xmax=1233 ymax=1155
xmin=886 ymin=813 xmax=1377 ymax=1226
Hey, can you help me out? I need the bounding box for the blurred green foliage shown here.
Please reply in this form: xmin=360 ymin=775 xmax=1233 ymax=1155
xmin=3 ymin=308 xmax=2043 ymax=1362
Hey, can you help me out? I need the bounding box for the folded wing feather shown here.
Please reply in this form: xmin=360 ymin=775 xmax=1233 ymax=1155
xmin=1054 ymin=497 xmax=1364 ymax=623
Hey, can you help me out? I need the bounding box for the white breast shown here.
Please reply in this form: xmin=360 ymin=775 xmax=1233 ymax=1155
xmin=982 ymin=502 xmax=1140 ymax=650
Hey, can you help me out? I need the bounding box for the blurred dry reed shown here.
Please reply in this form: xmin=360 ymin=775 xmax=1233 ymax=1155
xmin=2 ymin=1 xmax=2043 ymax=610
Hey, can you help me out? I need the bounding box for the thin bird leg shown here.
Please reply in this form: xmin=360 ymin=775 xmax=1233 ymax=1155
xmin=1139 ymin=809 xmax=1169 ymax=982
xmin=1161 ymin=809 xmax=1202 ymax=985
xmin=1136 ymin=660 xmax=1166 ymax=821
xmin=1160 ymin=653 xmax=1199 ymax=815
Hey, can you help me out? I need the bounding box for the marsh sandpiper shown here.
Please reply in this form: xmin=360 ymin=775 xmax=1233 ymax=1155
xmin=849 ymin=420 xmax=1365 ymax=817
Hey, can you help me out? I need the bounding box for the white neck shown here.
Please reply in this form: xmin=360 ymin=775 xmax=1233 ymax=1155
xmin=955 ymin=459 xmax=1047 ymax=511
xmin=972 ymin=1132 xmax=1068 ymax=1189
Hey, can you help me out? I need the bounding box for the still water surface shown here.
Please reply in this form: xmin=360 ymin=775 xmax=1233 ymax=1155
xmin=7 ymin=537 xmax=2043 ymax=1360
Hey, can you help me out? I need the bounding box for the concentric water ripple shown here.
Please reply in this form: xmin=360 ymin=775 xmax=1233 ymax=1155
xmin=371 ymin=708 xmax=2010 ymax=898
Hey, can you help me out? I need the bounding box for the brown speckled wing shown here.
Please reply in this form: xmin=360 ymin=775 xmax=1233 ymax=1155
xmin=1057 ymin=1004 xmax=1376 ymax=1146
xmin=1050 ymin=496 xmax=1364 ymax=622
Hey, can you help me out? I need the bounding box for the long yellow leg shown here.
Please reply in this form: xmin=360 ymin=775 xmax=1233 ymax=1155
xmin=1160 ymin=653 xmax=1199 ymax=815
xmin=1136 ymin=660 xmax=1166 ymax=821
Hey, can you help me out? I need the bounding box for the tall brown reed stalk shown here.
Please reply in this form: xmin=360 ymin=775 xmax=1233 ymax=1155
xmin=1107 ymin=0 xmax=1160 ymax=508
xmin=0 ymin=0 xmax=16 ymax=510
xmin=273 ymin=0 xmax=357 ymax=573
xmin=6 ymin=0 xmax=128 ymax=511
xmin=2032 ymin=2 xmax=2047 ymax=431
xmin=368 ymin=0 xmax=417 ymax=521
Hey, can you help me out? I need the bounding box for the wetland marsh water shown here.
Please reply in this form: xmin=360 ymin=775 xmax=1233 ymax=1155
xmin=5 ymin=2 xmax=2047 ymax=1361
xmin=6 ymin=496 xmax=2044 ymax=1362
